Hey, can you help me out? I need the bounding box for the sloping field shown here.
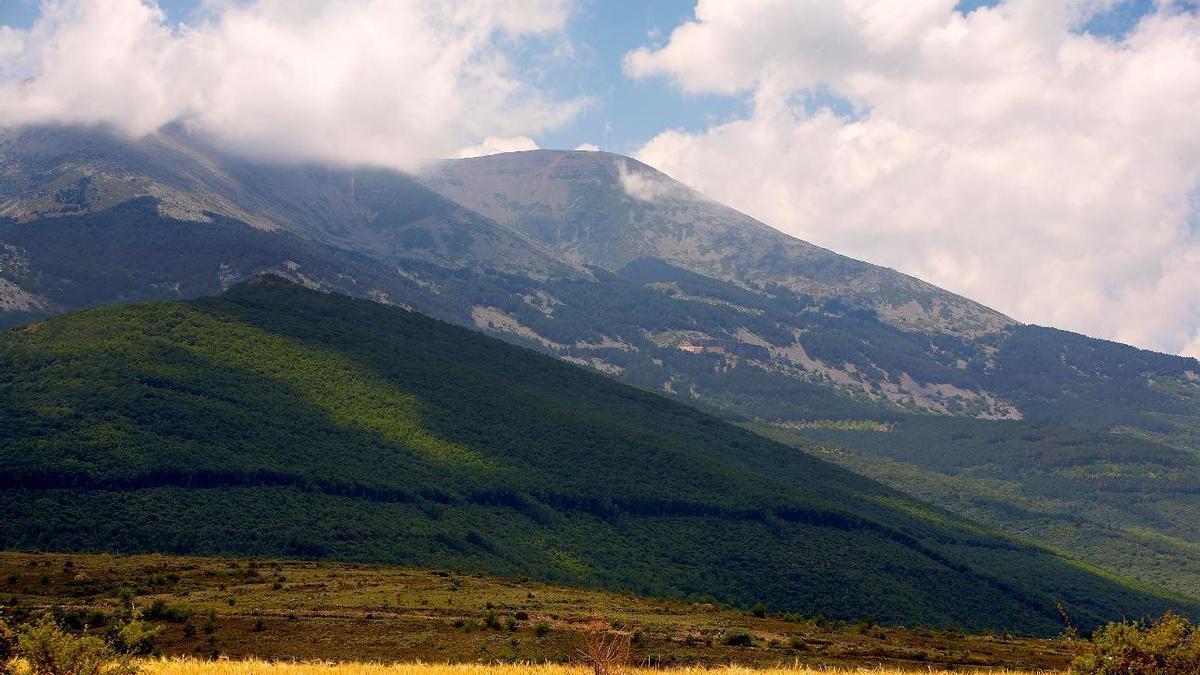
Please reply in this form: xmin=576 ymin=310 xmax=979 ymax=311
xmin=0 ymin=553 xmax=1070 ymax=671
xmin=141 ymin=660 xmax=1049 ymax=675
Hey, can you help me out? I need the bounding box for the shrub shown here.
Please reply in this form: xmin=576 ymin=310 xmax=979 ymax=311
xmin=484 ymin=612 xmax=500 ymax=630
xmin=142 ymin=600 xmax=190 ymax=624
xmin=580 ymin=631 xmax=629 ymax=675
xmin=1 ymin=618 xmax=16 ymax=675
xmin=534 ymin=622 xmax=551 ymax=637
xmin=722 ymin=629 xmax=754 ymax=647
xmin=750 ymin=602 xmax=766 ymax=619
xmin=1071 ymin=612 xmax=1200 ymax=675
xmin=111 ymin=618 xmax=157 ymax=656
xmin=16 ymin=617 xmax=138 ymax=675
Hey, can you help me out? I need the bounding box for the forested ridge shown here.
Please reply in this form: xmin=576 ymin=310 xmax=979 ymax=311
xmin=1 ymin=277 xmax=1195 ymax=634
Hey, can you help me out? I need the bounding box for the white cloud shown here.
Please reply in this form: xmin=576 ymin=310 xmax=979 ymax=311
xmin=0 ymin=0 xmax=584 ymax=171
xmin=628 ymin=0 xmax=1200 ymax=356
xmin=458 ymin=135 xmax=539 ymax=158
xmin=618 ymin=159 xmax=694 ymax=202
xmin=0 ymin=26 xmax=22 ymax=62
xmin=574 ymin=142 xmax=600 ymax=151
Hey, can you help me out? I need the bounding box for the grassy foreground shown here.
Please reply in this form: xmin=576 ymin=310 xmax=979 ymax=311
xmin=139 ymin=659 xmax=1048 ymax=675
xmin=0 ymin=553 xmax=1072 ymax=671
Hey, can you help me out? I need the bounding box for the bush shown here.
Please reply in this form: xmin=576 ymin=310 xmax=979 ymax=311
xmin=722 ymin=629 xmax=754 ymax=647
xmin=141 ymin=600 xmax=190 ymax=624
xmin=534 ymin=622 xmax=551 ymax=638
xmin=16 ymin=617 xmax=138 ymax=675
xmin=1 ymin=618 xmax=16 ymax=675
xmin=750 ymin=602 xmax=766 ymax=619
xmin=581 ymin=632 xmax=629 ymax=675
xmin=1071 ymin=612 xmax=1200 ymax=675
xmin=111 ymin=618 xmax=157 ymax=656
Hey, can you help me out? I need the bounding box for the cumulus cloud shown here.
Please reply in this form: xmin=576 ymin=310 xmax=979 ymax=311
xmin=627 ymin=0 xmax=1200 ymax=356
xmin=458 ymin=135 xmax=539 ymax=158
xmin=0 ymin=0 xmax=584 ymax=170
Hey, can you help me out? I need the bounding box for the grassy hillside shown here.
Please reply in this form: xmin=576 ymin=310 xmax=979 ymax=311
xmin=0 ymin=278 xmax=1194 ymax=634
xmin=751 ymin=416 xmax=1200 ymax=600
xmin=0 ymin=552 xmax=1072 ymax=670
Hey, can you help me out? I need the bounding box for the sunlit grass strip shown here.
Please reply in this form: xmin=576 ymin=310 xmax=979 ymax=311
xmin=139 ymin=658 xmax=1053 ymax=675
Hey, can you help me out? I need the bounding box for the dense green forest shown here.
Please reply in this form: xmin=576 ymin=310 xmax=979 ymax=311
xmin=2 ymin=277 xmax=1195 ymax=634
xmin=755 ymin=417 xmax=1200 ymax=599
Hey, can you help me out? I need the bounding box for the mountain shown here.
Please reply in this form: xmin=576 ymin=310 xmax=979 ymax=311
xmin=1 ymin=124 xmax=1199 ymax=601
xmin=418 ymin=150 xmax=1013 ymax=338
xmin=1 ymin=276 xmax=1195 ymax=634
xmin=0 ymin=125 xmax=583 ymax=292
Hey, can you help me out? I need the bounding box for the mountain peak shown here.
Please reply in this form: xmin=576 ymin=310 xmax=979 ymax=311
xmin=418 ymin=149 xmax=1014 ymax=338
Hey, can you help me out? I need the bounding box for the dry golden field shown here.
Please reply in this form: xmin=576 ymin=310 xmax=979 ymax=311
xmin=140 ymin=659 xmax=1055 ymax=675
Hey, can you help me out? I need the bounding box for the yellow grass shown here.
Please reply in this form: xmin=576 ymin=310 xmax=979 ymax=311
xmin=139 ymin=658 xmax=1054 ymax=675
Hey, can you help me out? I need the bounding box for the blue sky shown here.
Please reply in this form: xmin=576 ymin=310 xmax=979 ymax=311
xmin=0 ymin=0 xmax=1161 ymax=154
xmin=1 ymin=0 xmax=744 ymax=154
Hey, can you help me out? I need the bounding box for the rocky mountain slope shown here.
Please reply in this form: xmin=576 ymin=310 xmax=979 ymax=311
xmin=0 ymin=126 xmax=582 ymax=283
xmin=419 ymin=150 xmax=1012 ymax=338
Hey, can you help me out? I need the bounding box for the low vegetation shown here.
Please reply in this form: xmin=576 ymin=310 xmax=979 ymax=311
xmin=136 ymin=660 xmax=1045 ymax=675
xmin=2 ymin=552 xmax=1198 ymax=674
xmin=12 ymin=617 xmax=138 ymax=675
xmin=0 ymin=553 xmax=1074 ymax=671
xmin=1069 ymin=611 xmax=1200 ymax=674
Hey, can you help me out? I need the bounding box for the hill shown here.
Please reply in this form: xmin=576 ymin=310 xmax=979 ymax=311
xmin=2 ymin=125 xmax=1199 ymax=601
xmin=1 ymin=277 xmax=1195 ymax=634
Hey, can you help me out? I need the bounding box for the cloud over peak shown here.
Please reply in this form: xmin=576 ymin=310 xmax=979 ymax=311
xmin=628 ymin=0 xmax=1200 ymax=356
xmin=0 ymin=0 xmax=583 ymax=171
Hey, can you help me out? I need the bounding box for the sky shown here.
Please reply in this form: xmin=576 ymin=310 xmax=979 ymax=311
xmin=2 ymin=0 xmax=1200 ymax=359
